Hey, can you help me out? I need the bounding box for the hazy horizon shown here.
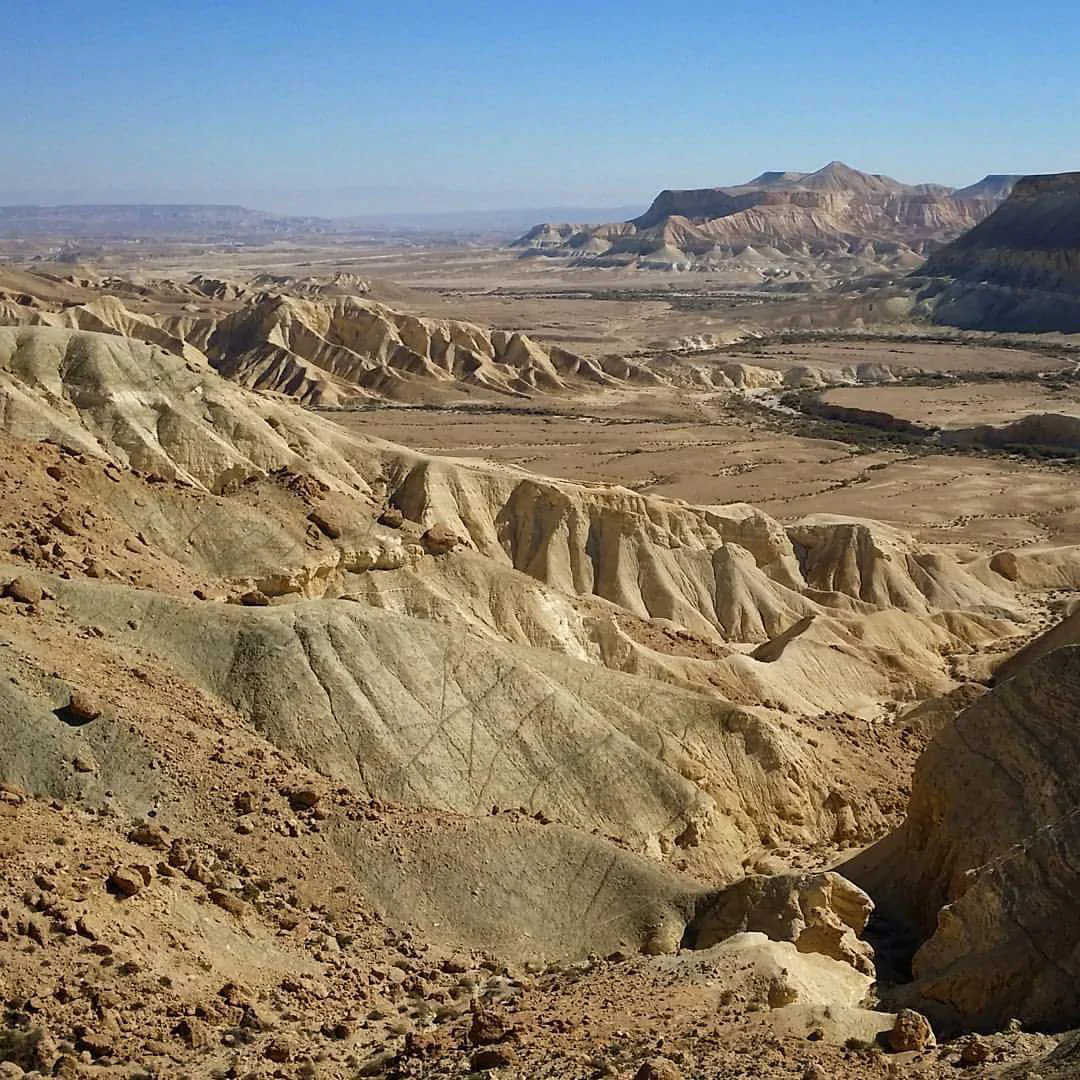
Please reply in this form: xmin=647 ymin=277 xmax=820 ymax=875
xmin=4 ymin=0 xmax=1076 ymax=216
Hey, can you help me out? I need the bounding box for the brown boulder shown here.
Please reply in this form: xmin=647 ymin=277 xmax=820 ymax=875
xmin=210 ymin=889 xmax=249 ymax=917
xmin=286 ymin=786 xmax=320 ymax=811
xmin=66 ymin=690 xmax=102 ymax=722
xmin=422 ymin=523 xmax=464 ymax=554
xmin=468 ymin=1005 xmax=511 ymax=1046
xmin=4 ymin=576 xmax=43 ymax=605
xmin=107 ymin=866 xmax=145 ymax=898
xmin=888 ymin=1009 xmax=935 ymax=1053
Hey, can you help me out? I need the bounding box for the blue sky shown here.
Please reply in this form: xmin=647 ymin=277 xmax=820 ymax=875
xmin=3 ymin=0 xmax=1077 ymax=215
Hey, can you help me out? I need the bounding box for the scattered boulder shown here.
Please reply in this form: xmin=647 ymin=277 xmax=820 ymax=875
xmin=264 ymin=1036 xmax=293 ymax=1063
xmin=107 ymin=866 xmax=146 ymax=898
xmin=71 ymin=750 xmax=96 ymax=773
xmin=422 ymin=523 xmax=464 ymax=554
xmin=50 ymin=510 xmax=79 ymax=536
xmin=286 ymin=786 xmax=320 ymax=811
xmin=308 ymin=507 xmax=343 ymax=540
xmin=4 ymin=576 xmax=43 ymax=605
xmin=173 ymin=1017 xmax=213 ymax=1051
xmin=127 ymin=822 xmax=167 ymax=849
xmin=958 ymin=1034 xmax=991 ymax=1066
xmin=887 ymin=1009 xmax=935 ymax=1053
xmin=66 ymin=690 xmax=102 ymax=723
xmin=377 ymin=506 xmax=404 ymax=528
xmin=210 ymin=889 xmax=249 ymax=917
xmin=468 ymin=1005 xmax=510 ymax=1046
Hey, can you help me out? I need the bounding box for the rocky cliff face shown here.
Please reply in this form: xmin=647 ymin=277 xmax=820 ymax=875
xmin=512 ymin=163 xmax=1017 ymax=273
xmin=920 ymin=171 xmax=1080 ymax=332
xmin=851 ymin=644 xmax=1080 ymax=1034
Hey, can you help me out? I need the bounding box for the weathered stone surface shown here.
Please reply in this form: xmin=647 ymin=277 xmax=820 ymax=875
xmin=851 ymin=646 xmax=1080 ymax=1033
xmin=686 ymin=871 xmax=874 ymax=975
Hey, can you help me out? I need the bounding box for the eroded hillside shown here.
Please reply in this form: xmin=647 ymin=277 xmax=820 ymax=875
xmin=0 ymin=290 xmax=1077 ymax=1077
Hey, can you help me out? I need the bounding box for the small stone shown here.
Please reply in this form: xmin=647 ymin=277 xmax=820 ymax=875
xmin=239 ymin=590 xmax=271 ymax=607
xmin=470 ymin=1046 xmax=517 ymax=1070
xmin=958 ymin=1035 xmax=991 ymax=1066
xmin=468 ymin=1005 xmax=510 ymax=1046
xmin=75 ymin=915 xmax=102 ymax=941
xmin=802 ymin=1066 xmax=829 ymax=1080
xmin=442 ymin=953 xmax=472 ymax=974
xmin=107 ymin=866 xmax=145 ymax=898
xmin=173 ymin=1017 xmax=213 ymax=1050
xmin=322 ymin=1020 xmax=353 ymax=1040
xmin=634 ymin=1060 xmax=683 ymax=1080
xmin=888 ymin=1008 xmax=936 ymax=1053
xmin=264 ymin=1036 xmax=293 ymax=1063
xmin=51 ymin=510 xmax=80 ymax=536
xmin=377 ymin=507 xmax=404 ymax=529
xmin=72 ymin=751 xmax=95 ymax=773
xmin=286 ymin=787 xmax=320 ymax=811
xmin=76 ymin=1029 xmax=114 ymax=1058
xmin=210 ymin=889 xmax=249 ymax=917
xmin=128 ymin=822 xmax=167 ymax=849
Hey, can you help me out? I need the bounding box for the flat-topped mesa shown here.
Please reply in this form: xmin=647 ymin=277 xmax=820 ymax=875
xmin=512 ymin=162 xmax=1018 ymax=270
xmin=920 ymin=171 xmax=1080 ymax=332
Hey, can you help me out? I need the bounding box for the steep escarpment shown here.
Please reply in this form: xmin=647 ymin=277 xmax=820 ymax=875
xmin=849 ymin=645 xmax=1080 ymax=1034
xmin=920 ymin=172 xmax=1080 ymax=332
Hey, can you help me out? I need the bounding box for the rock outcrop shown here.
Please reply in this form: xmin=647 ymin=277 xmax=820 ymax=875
xmin=850 ymin=645 xmax=1080 ymax=1034
xmin=920 ymin=171 xmax=1080 ymax=332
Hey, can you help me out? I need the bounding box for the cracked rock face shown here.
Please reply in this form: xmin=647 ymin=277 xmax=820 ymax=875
xmin=868 ymin=645 xmax=1080 ymax=1033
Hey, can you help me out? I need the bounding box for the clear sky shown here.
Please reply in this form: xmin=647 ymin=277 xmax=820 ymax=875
xmin=4 ymin=0 xmax=1077 ymax=215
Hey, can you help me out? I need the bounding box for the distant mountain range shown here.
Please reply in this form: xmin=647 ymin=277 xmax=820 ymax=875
xmin=512 ymin=163 xmax=1023 ymax=274
xmin=0 ymin=204 xmax=335 ymax=239
xmin=0 ymin=203 xmax=646 ymax=241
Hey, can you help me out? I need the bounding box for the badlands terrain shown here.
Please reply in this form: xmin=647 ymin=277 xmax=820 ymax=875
xmin=0 ymin=174 xmax=1080 ymax=1079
